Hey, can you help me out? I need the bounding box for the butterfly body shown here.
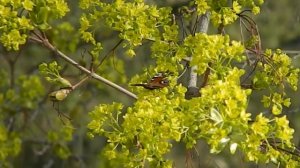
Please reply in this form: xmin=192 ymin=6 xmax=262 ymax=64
xmin=131 ymin=73 xmax=170 ymax=90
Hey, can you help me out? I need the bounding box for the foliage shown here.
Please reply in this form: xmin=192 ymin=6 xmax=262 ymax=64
xmin=79 ymin=0 xmax=173 ymax=57
xmin=0 ymin=71 xmax=44 ymax=166
xmin=39 ymin=61 xmax=72 ymax=88
xmin=0 ymin=0 xmax=69 ymax=50
xmin=0 ymin=0 xmax=300 ymax=167
xmin=84 ymin=0 xmax=300 ymax=167
xmin=0 ymin=124 xmax=21 ymax=167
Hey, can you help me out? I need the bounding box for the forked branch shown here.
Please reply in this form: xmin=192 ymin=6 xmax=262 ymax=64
xmin=29 ymin=31 xmax=138 ymax=100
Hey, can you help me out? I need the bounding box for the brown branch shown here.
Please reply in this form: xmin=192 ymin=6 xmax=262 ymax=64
xmin=29 ymin=36 xmax=43 ymax=43
xmin=1 ymin=48 xmax=23 ymax=88
xmin=200 ymin=63 xmax=211 ymax=88
xmin=267 ymin=141 xmax=300 ymax=158
xmin=72 ymin=76 xmax=90 ymax=90
xmin=29 ymin=33 xmax=138 ymax=100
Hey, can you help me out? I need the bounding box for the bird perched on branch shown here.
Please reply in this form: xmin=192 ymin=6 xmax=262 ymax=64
xmin=131 ymin=72 xmax=170 ymax=90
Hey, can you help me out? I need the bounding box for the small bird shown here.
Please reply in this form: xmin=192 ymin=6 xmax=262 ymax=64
xmin=131 ymin=72 xmax=170 ymax=90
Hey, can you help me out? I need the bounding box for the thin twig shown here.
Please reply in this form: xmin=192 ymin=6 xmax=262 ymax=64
xmin=179 ymin=14 xmax=188 ymax=41
xmin=95 ymin=39 xmax=124 ymax=70
xmin=177 ymin=66 xmax=188 ymax=79
xmin=200 ymin=63 xmax=211 ymax=88
xmin=29 ymin=36 xmax=43 ymax=43
xmin=29 ymin=33 xmax=137 ymax=100
xmin=1 ymin=48 xmax=23 ymax=88
xmin=266 ymin=141 xmax=300 ymax=158
xmin=238 ymin=9 xmax=252 ymax=15
xmin=72 ymin=76 xmax=90 ymax=90
xmin=192 ymin=15 xmax=199 ymax=35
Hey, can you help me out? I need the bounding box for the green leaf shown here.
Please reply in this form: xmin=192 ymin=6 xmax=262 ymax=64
xmin=271 ymin=104 xmax=282 ymax=115
xmin=261 ymin=95 xmax=271 ymax=107
xmin=23 ymin=0 xmax=34 ymax=11
xmin=54 ymin=144 xmax=71 ymax=160
xmin=36 ymin=7 xmax=50 ymax=24
xmin=283 ymin=98 xmax=291 ymax=107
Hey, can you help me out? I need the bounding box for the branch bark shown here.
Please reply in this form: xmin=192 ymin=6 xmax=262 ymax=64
xmin=185 ymin=12 xmax=210 ymax=99
xmin=30 ymin=35 xmax=138 ymax=100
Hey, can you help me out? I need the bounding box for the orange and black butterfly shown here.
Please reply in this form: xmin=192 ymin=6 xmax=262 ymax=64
xmin=131 ymin=72 xmax=170 ymax=90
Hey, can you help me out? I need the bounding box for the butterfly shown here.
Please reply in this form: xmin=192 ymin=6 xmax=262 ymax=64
xmin=131 ymin=72 xmax=170 ymax=90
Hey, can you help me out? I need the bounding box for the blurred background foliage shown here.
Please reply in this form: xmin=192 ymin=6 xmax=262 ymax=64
xmin=1 ymin=0 xmax=300 ymax=167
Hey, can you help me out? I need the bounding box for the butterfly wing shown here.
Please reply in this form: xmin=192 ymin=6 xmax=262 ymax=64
xmin=147 ymin=76 xmax=169 ymax=89
xmin=131 ymin=72 xmax=170 ymax=90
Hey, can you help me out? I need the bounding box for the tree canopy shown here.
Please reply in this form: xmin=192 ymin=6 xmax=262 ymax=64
xmin=1 ymin=0 xmax=300 ymax=167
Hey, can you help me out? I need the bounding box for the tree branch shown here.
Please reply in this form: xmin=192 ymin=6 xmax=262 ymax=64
xmin=30 ymin=34 xmax=137 ymax=100
xmin=185 ymin=12 xmax=210 ymax=99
